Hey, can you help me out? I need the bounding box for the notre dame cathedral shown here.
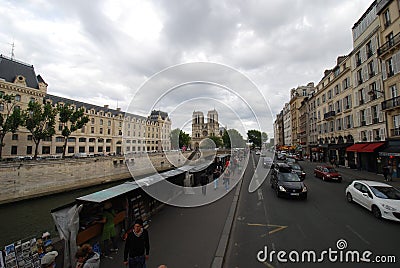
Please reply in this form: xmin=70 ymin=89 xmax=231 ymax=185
xmin=191 ymin=109 xmax=221 ymax=150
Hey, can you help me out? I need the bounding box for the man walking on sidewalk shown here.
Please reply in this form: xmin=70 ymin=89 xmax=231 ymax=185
xmin=123 ymin=219 xmax=150 ymax=268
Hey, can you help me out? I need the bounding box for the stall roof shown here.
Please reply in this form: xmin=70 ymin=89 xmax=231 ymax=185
xmin=76 ymin=165 xmax=202 ymax=203
xmin=76 ymin=181 xmax=139 ymax=203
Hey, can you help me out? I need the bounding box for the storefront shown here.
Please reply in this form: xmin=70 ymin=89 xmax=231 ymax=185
xmin=379 ymin=140 xmax=400 ymax=179
xmin=346 ymin=142 xmax=385 ymax=171
xmin=328 ymin=143 xmax=353 ymax=166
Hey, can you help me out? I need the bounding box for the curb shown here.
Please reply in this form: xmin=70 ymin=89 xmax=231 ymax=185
xmin=211 ymin=176 xmax=243 ymax=268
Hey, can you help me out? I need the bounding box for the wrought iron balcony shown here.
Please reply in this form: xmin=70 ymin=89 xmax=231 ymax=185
xmin=381 ymin=96 xmax=400 ymax=110
xmin=323 ymin=111 xmax=336 ymax=120
xmin=378 ymin=32 xmax=400 ymax=56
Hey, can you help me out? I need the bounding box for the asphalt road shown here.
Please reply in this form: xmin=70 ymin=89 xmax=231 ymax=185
xmin=224 ymin=153 xmax=400 ymax=268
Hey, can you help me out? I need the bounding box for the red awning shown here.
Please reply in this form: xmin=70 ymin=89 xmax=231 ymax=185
xmin=346 ymin=143 xmax=368 ymax=152
xmin=358 ymin=142 xmax=385 ymax=153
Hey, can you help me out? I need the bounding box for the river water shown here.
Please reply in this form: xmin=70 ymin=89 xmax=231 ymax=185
xmin=0 ymin=179 xmax=131 ymax=248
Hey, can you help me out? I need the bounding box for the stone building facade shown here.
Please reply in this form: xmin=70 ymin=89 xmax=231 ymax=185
xmin=191 ymin=109 xmax=220 ymax=149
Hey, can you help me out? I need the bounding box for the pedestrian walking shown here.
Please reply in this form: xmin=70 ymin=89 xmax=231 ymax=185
xmin=383 ymin=165 xmax=389 ymax=181
xmin=200 ymin=172 xmax=208 ymax=195
xmin=123 ymin=218 xmax=150 ymax=268
xmin=223 ymin=168 xmax=231 ymax=191
xmin=213 ymin=169 xmax=220 ymax=190
xmin=97 ymin=202 xmax=118 ymax=258
xmin=388 ymin=163 xmax=393 ymax=181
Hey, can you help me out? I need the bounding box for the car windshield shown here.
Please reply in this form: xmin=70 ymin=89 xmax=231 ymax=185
xmin=289 ymin=164 xmax=301 ymax=170
xmin=278 ymin=172 xmax=301 ymax=182
xmin=324 ymin=168 xmax=336 ymax=173
xmin=370 ymin=186 xmax=400 ymax=200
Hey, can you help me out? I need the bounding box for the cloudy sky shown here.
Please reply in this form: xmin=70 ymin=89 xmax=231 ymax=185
xmin=0 ymin=0 xmax=373 ymax=138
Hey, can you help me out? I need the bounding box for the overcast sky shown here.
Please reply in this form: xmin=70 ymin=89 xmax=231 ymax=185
xmin=0 ymin=0 xmax=373 ymax=139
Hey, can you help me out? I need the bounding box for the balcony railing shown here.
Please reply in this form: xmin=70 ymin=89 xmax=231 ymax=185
xmin=372 ymin=118 xmax=379 ymax=124
xmin=323 ymin=111 xmax=336 ymax=120
xmin=382 ymin=96 xmax=400 ymax=110
xmin=378 ymin=32 xmax=400 ymax=56
xmin=390 ymin=128 xmax=400 ymax=137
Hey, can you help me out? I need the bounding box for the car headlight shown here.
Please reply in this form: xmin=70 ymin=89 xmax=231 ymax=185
xmin=279 ymin=185 xmax=286 ymax=192
xmin=302 ymin=186 xmax=307 ymax=192
xmin=381 ymin=204 xmax=397 ymax=211
xmin=326 ymin=174 xmax=331 ymax=177
xmin=302 ymin=172 xmax=306 ymax=176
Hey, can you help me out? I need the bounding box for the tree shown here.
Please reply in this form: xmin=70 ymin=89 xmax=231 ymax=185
xmin=0 ymin=94 xmax=24 ymax=159
xmin=179 ymin=130 xmax=191 ymax=149
xmin=247 ymin=129 xmax=261 ymax=149
xmin=58 ymin=104 xmax=89 ymax=158
xmin=25 ymin=101 xmax=57 ymax=159
xmin=208 ymin=134 xmax=223 ymax=148
xmin=222 ymin=129 xmax=246 ymax=149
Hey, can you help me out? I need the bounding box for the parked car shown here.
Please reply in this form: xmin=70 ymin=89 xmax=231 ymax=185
xmin=73 ymin=152 xmax=87 ymax=158
xmin=287 ymin=162 xmax=306 ymax=179
xmin=285 ymin=157 xmax=296 ymax=164
xmin=277 ymin=153 xmax=286 ymax=160
xmin=263 ymin=157 xmax=274 ymax=168
xmin=270 ymin=162 xmax=307 ymax=199
xmin=314 ymin=165 xmax=342 ymax=182
xmin=346 ymin=180 xmax=400 ymax=222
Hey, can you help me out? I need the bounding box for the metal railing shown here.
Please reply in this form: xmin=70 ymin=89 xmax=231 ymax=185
xmin=381 ymin=96 xmax=400 ymax=110
xmin=378 ymin=32 xmax=400 ymax=56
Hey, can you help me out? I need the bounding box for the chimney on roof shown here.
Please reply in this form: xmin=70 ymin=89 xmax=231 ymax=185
xmin=104 ymin=105 xmax=109 ymax=108
xmin=116 ymin=107 xmax=121 ymax=111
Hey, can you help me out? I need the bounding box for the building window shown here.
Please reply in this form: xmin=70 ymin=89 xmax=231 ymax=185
xmin=89 ymin=146 xmax=94 ymax=153
xmin=89 ymin=138 xmax=95 ymax=142
xmin=15 ymin=94 xmax=21 ymax=102
xmin=68 ymin=146 xmax=74 ymax=153
xmin=30 ymin=97 xmax=36 ymax=103
xmin=0 ymin=103 xmax=3 ymax=111
xmin=107 ymin=129 xmax=111 ymax=135
xmin=11 ymin=146 xmax=17 ymax=155
xmin=100 ymin=128 xmax=103 ymax=134
xmin=67 ymin=137 xmax=76 ymax=142
xmin=91 ymin=118 xmax=95 ymax=124
xmin=79 ymin=146 xmax=85 ymax=153
xmin=42 ymin=146 xmax=50 ymax=154
xmin=12 ymin=134 xmax=18 ymax=140
xmin=384 ymin=9 xmax=391 ymax=28
xmin=56 ymin=137 xmax=65 ymax=142
xmin=108 ymin=120 xmax=111 ymax=126
xmin=79 ymin=137 xmax=86 ymax=142
xmin=355 ymin=51 xmax=361 ymax=66
xmin=366 ymin=41 xmax=373 ymax=58
xmin=91 ymin=127 xmax=95 ymax=134
xmin=106 ymin=139 xmax=112 ymax=143
xmin=56 ymin=147 xmax=63 ymax=154
xmin=106 ymin=146 xmax=111 ymax=152
xmin=98 ymin=146 xmax=103 ymax=152
xmin=100 ymin=119 xmax=103 ymax=125
xmin=43 ymin=136 xmax=52 ymax=142
xmin=387 ymin=57 xmax=394 ymax=77
xmin=357 ymin=69 xmax=363 ymax=85
xmin=368 ymin=61 xmax=375 ymax=78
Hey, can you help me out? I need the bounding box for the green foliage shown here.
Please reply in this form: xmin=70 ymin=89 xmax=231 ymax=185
xmin=25 ymin=101 xmax=57 ymax=159
xmin=179 ymin=130 xmax=191 ymax=148
xmin=247 ymin=129 xmax=268 ymax=149
xmin=170 ymin=128 xmax=191 ymax=149
xmin=0 ymin=94 xmax=24 ymax=158
xmin=57 ymin=104 xmax=89 ymax=157
xmin=208 ymin=134 xmax=223 ymax=148
xmin=223 ymin=129 xmax=246 ymax=149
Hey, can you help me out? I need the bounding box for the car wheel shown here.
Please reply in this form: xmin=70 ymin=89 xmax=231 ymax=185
xmin=346 ymin=192 xmax=353 ymax=203
xmin=372 ymin=205 xmax=382 ymax=219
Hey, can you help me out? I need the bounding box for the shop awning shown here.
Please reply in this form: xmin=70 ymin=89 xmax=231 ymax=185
xmin=359 ymin=142 xmax=385 ymax=153
xmin=346 ymin=143 xmax=368 ymax=152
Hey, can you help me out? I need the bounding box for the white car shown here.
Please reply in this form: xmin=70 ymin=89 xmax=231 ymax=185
xmin=263 ymin=157 xmax=274 ymax=168
xmin=345 ymin=180 xmax=400 ymax=222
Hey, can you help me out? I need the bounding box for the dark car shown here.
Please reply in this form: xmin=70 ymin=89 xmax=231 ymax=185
xmin=287 ymin=162 xmax=306 ymax=179
xmin=314 ymin=165 xmax=342 ymax=182
xmin=270 ymin=162 xmax=307 ymax=199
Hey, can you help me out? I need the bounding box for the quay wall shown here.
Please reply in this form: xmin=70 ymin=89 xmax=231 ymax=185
xmin=0 ymin=152 xmax=191 ymax=205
